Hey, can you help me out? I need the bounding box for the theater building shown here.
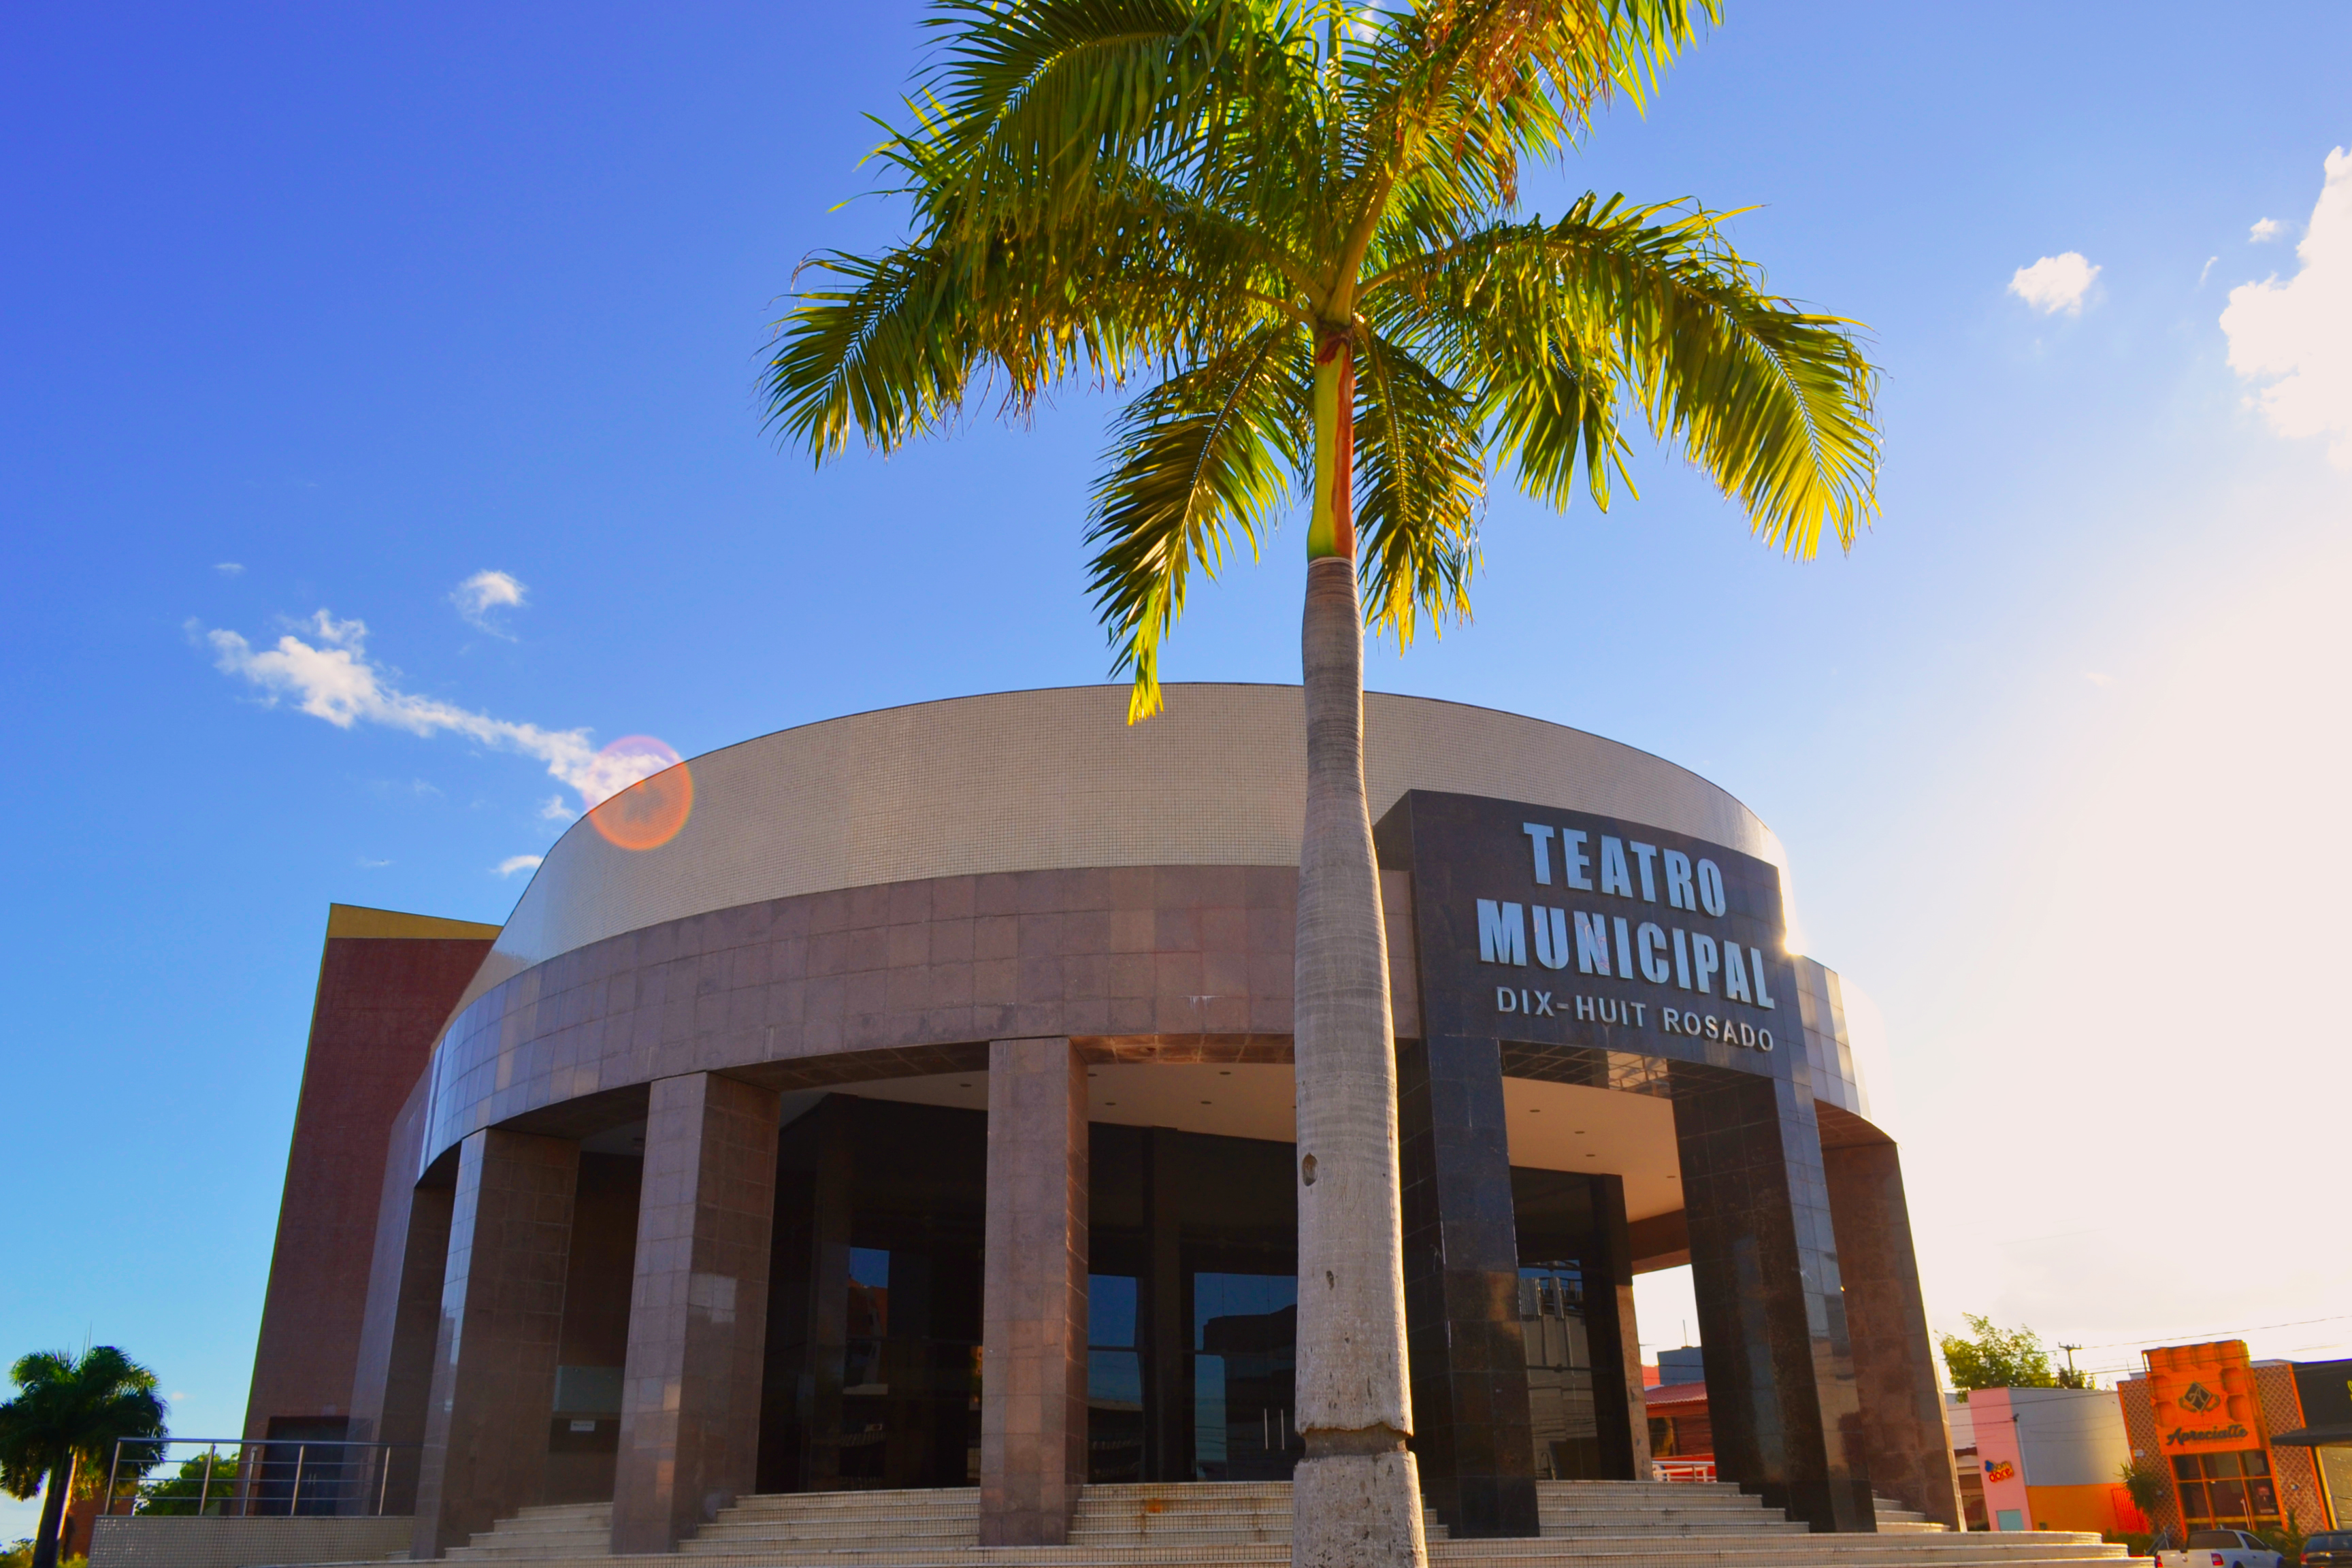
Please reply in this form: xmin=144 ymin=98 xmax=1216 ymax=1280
xmin=239 ymin=685 xmax=1961 ymax=1558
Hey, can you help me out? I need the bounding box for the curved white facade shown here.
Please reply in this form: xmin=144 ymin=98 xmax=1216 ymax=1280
xmin=466 ymin=684 xmax=1790 ymax=1014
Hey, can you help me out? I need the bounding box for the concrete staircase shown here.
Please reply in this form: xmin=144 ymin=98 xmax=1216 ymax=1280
xmin=1876 ymin=1495 xmax=1953 ymax=1534
xmin=425 ymin=1482 xmax=2140 ymax=1568
xmin=444 ymin=1502 xmax=612 ymax=1561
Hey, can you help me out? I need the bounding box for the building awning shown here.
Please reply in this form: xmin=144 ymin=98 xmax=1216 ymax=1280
xmin=2269 ymin=1424 xmax=2352 ymax=1446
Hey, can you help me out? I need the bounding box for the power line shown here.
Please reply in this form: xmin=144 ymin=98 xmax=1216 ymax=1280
xmin=2059 ymin=1314 xmax=2349 ymax=1352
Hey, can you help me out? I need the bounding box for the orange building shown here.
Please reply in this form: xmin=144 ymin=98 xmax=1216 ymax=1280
xmin=2119 ymin=1342 xmax=2347 ymax=1537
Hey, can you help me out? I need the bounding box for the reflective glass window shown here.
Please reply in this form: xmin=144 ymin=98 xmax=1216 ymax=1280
xmin=1090 ymin=1275 xmax=1137 ymax=1348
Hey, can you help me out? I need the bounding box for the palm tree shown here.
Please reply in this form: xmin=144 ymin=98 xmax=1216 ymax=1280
xmin=0 ymin=1348 xmax=167 ymax=1568
xmin=765 ymin=3 xmax=1880 ymax=1561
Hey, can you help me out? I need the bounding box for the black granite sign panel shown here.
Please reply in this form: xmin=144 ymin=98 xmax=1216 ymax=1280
xmin=1377 ymin=787 xmax=1876 ymax=1533
xmin=1377 ymin=790 xmax=1794 ymax=1074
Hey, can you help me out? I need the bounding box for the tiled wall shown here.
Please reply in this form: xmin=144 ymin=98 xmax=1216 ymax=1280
xmin=413 ymin=1130 xmax=579 ymax=1558
xmin=423 ymin=866 xmax=1423 ymax=1171
xmin=610 ymin=1073 xmax=780 ymax=1552
xmin=244 ymin=925 xmax=495 ymax=1441
xmin=89 ymin=1516 xmax=412 ymax=1568
xmin=979 ymin=1038 xmax=1089 ymax=1546
xmin=1670 ymin=1067 xmax=1870 ymax=1533
xmin=1818 ymin=1136 xmax=1963 ymax=1529
xmin=1398 ymin=1034 xmax=1540 ymax=1537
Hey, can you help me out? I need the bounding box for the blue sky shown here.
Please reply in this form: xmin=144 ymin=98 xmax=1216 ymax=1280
xmin=3 ymin=1 xmax=2347 ymax=1530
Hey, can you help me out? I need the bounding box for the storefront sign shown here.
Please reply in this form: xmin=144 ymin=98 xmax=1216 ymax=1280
xmin=2164 ymin=1422 xmax=2252 ymax=1447
xmin=2142 ymin=1342 xmax=2267 ymax=1455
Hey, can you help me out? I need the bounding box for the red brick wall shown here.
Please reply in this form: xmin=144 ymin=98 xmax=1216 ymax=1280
xmin=242 ymin=911 xmax=495 ymax=1439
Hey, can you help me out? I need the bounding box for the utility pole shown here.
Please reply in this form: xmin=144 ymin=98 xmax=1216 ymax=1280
xmin=2060 ymin=1343 xmax=2083 ymax=1384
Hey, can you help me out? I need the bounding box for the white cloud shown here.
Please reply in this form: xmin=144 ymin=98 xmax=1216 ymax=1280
xmin=2221 ymin=148 xmax=2352 ymax=468
xmin=205 ymin=610 xmax=670 ymax=807
xmin=2008 ymin=252 xmax=2101 ymax=316
xmin=214 ymin=562 xmax=244 ymax=576
xmin=2251 ymin=217 xmax=2284 ymax=242
xmin=2199 ymin=256 xmax=2218 ymax=287
xmin=538 ymin=794 xmax=576 ymax=822
xmin=495 ymin=855 xmax=544 ymax=877
xmin=2082 ymin=671 xmax=2113 ymax=687
xmin=451 ymin=569 xmax=528 ymax=636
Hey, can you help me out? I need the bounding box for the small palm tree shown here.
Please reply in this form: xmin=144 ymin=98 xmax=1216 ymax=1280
xmin=2119 ymin=1458 xmax=2170 ymax=1541
xmin=766 ymin=3 xmax=1879 ymax=1560
xmin=0 ymin=1349 xmax=167 ymax=1568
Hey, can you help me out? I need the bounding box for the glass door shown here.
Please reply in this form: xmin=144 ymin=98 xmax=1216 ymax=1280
xmin=1520 ymin=1260 xmax=1603 ymax=1479
xmin=1191 ymin=1271 xmax=1300 ymax=1480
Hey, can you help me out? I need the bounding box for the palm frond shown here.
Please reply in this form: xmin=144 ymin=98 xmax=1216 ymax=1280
xmin=1379 ymin=193 xmax=1879 ymax=554
xmin=764 ymin=241 xmax=986 ymax=459
xmin=1085 ymin=325 xmax=1310 ymax=717
xmin=1352 ymin=329 xmax=1484 ymax=647
xmin=923 ymin=0 xmax=1315 ymax=234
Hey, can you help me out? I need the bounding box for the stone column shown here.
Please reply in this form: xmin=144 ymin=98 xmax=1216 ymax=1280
xmin=1671 ymin=1068 xmax=1873 ymax=1533
xmin=346 ymin=1178 xmax=452 ymax=1515
xmin=1821 ymin=1136 xmax=1961 ymax=1529
xmin=412 ymin=1130 xmax=579 ymax=1560
xmin=756 ymin=1096 xmax=852 ymax=1493
xmin=1143 ymin=1126 xmax=1188 ymax=1483
xmin=979 ymin=1037 xmax=1088 ymax=1546
xmin=1586 ymin=1175 xmax=1652 ymax=1480
xmin=610 ymin=1073 xmax=782 ymax=1554
xmin=1396 ymin=1035 xmax=1539 ymax=1537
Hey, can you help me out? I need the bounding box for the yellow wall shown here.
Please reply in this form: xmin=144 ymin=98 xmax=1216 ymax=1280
xmin=325 ymin=902 xmax=502 ymax=941
xmin=2024 ymin=1484 xmax=2125 ymax=1535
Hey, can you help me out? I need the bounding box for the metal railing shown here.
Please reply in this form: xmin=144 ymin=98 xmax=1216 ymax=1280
xmin=101 ymin=1437 xmax=421 ymax=1518
xmin=1653 ymin=1457 xmax=1718 ymax=1484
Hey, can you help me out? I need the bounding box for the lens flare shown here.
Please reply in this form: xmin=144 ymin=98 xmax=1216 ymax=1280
xmin=585 ymin=736 xmax=693 ymax=851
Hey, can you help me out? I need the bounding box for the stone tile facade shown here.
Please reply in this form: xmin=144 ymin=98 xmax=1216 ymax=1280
xmin=1670 ymin=1067 xmax=1871 ymax=1533
xmin=244 ymin=913 xmax=495 ymax=1447
xmin=412 ymin=1130 xmax=580 ymax=1559
xmin=610 ymin=1073 xmax=781 ymax=1552
xmin=977 ymin=1039 xmax=1090 ymax=1546
xmin=425 ymin=868 xmax=1416 ymax=1170
xmin=90 ymin=1516 xmax=412 ymax=1568
xmin=1398 ymin=1034 xmax=1539 ymax=1537
xmin=1818 ymin=1120 xmax=1963 ymax=1529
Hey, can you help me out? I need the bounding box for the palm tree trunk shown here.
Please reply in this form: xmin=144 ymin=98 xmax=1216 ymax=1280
xmin=31 ymin=1454 xmax=71 ymax=1568
xmin=1291 ymin=331 xmax=1427 ymax=1568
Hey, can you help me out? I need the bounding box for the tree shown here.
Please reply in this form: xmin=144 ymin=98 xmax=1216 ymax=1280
xmin=764 ymin=4 xmax=1880 ymax=1560
xmin=0 ymin=1349 xmax=167 ymax=1568
xmin=1939 ymin=1314 xmax=2061 ymax=1394
xmin=2119 ymin=1457 xmax=2169 ymax=1531
xmin=136 ymin=1451 xmax=240 ymax=1516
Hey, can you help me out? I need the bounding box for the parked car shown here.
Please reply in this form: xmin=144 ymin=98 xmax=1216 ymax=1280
xmin=2158 ymin=1529 xmax=2285 ymax=1568
xmin=2301 ymin=1531 xmax=2352 ymax=1568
